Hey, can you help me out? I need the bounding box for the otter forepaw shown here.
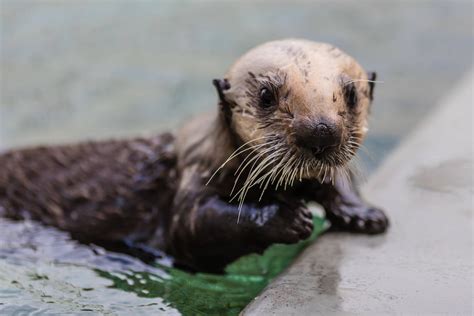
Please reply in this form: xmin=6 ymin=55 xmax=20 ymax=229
xmin=327 ymin=204 xmax=389 ymax=234
xmin=263 ymin=204 xmax=314 ymax=244
xmin=292 ymin=206 xmax=314 ymax=240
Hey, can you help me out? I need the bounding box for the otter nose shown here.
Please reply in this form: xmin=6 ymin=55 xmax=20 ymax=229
xmin=312 ymin=123 xmax=336 ymax=154
xmin=315 ymin=123 xmax=330 ymax=136
xmin=294 ymin=121 xmax=341 ymax=156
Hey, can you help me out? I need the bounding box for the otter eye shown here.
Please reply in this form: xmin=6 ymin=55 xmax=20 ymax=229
xmin=259 ymin=88 xmax=276 ymax=108
xmin=344 ymin=84 xmax=358 ymax=108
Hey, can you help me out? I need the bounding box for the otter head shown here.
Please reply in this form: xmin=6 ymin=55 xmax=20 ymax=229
xmin=212 ymin=39 xmax=376 ymax=192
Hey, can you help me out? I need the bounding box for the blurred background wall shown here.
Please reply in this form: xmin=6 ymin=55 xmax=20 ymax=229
xmin=1 ymin=0 xmax=472 ymax=171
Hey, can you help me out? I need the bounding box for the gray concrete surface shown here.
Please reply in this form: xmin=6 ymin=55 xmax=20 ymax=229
xmin=243 ymin=71 xmax=473 ymax=315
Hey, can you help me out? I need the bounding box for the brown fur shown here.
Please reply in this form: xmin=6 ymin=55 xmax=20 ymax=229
xmin=0 ymin=39 xmax=388 ymax=272
xmin=0 ymin=134 xmax=176 ymax=245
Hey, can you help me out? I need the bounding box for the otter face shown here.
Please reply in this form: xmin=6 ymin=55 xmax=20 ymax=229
xmin=213 ymin=40 xmax=376 ymax=194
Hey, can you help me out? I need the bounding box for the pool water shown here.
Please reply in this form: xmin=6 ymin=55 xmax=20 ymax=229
xmin=0 ymin=215 xmax=326 ymax=315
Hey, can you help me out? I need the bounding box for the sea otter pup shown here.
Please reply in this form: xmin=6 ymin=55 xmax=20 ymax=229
xmin=0 ymin=39 xmax=388 ymax=272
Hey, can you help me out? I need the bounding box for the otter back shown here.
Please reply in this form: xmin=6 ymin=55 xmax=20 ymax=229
xmin=0 ymin=133 xmax=177 ymax=244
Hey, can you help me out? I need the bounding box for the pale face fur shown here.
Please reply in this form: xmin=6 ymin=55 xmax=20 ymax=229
xmin=221 ymin=39 xmax=374 ymax=182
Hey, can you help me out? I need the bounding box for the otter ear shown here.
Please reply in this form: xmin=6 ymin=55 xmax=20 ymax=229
xmin=212 ymin=78 xmax=233 ymax=125
xmin=367 ymin=71 xmax=377 ymax=100
xmin=212 ymin=78 xmax=231 ymax=104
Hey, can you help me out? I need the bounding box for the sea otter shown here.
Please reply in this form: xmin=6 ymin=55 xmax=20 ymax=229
xmin=0 ymin=39 xmax=388 ymax=272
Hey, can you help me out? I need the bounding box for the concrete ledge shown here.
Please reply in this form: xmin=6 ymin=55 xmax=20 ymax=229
xmin=244 ymin=71 xmax=473 ymax=315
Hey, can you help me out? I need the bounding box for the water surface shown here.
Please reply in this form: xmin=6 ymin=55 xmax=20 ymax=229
xmin=0 ymin=216 xmax=326 ymax=315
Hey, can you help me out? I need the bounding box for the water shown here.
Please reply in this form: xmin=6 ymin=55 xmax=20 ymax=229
xmin=0 ymin=216 xmax=326 ymax=315
xmin=0 ymin=1 xmax=472 ymax=315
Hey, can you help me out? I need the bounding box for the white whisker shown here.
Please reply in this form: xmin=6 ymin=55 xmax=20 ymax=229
xmin=206 ymin=135 xmax=276 ymax=185
xmin=344 ymin=79 xmax=384 ymax=86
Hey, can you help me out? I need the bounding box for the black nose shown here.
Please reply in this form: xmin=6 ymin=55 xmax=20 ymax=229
xmin=294 ymin=121 xmax=341 ymax=156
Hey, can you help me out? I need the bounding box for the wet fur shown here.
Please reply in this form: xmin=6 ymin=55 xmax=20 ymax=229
xmin=0 ymin=39 xmax=388 ymax=272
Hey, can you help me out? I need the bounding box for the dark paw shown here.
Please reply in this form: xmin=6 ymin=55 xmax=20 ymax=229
xmin=328 ymin=205 xmax=389 ymax=235
xmin=263 ymin=203 xmax=314 ymax=244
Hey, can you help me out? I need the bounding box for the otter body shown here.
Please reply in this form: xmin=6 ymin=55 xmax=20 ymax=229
xmin=0 ymin=39 xmax=388 ymax=272
xmin=0 ymin=134 xmax=177 ymax=247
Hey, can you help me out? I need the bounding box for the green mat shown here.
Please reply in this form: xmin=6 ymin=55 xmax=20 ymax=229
xmin=98 ymin=215 xmax=326 ymax=315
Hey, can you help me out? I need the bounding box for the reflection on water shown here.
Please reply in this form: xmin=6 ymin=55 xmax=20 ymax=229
xmin=0 ymin=216 xmax=326 ymax=315
xmin=0 ymin=218 xmax=177 ymax=315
